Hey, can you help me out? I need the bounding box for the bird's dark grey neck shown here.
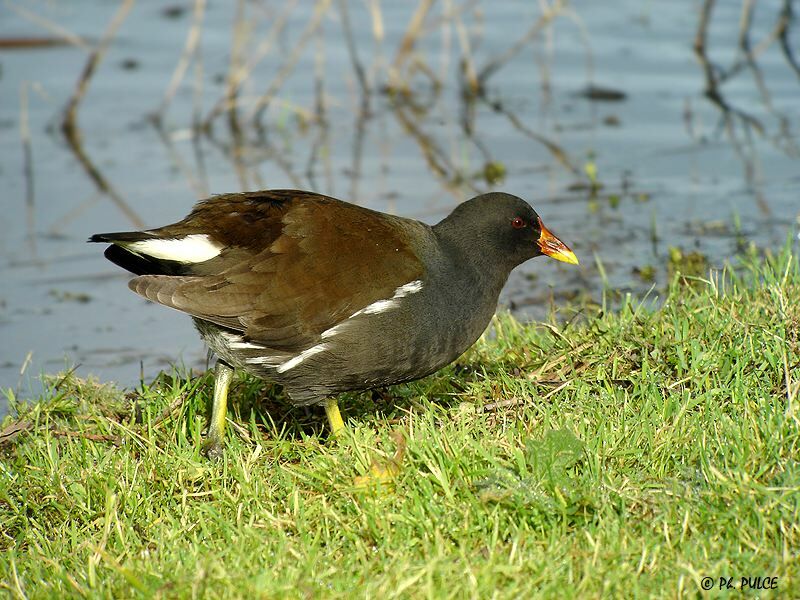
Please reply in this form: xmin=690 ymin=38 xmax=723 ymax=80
xmin=432 ymin=218 xmax=515 ymax=294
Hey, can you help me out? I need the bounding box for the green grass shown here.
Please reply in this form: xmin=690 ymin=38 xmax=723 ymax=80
xmin=1 ymin=248 xmax=799 ymax=598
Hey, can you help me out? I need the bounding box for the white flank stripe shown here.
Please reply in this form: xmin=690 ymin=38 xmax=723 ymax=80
xmin=394 ymin=280 xmax=424 ymax=297
xmin=356 ymin=299 xmax=396 ymax=316
xmin=276 ymin=343 xmax=328 ymax=373
xmin=321 ymin=322 xmax=347 ymax=340
xmin=350 ymin=279 xmax=425 ymax=318
xmin=246 ymin=356 xmax=281 ymax=365
xmin=230 ymin=340 xmax=261 ymax=350
xmin=126 ymin=234 xmax=223 ymax=263
xmin=220 ymin=330 xmax=262 ymax=350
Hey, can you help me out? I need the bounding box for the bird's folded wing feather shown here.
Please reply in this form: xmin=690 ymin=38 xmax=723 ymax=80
xmin=127 ymin=191 xmax=425 ymax=351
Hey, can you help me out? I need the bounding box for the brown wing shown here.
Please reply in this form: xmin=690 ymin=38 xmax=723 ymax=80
xmin=128 ymin=190 xmax=426 ymax=350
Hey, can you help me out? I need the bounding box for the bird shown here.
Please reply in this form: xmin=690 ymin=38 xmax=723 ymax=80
xmin=90 ymin=189 xmax=578 ymax=457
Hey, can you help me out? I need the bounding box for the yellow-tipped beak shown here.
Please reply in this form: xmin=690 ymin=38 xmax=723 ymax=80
xmin=537 ymin=218 xmax=579 ymax=265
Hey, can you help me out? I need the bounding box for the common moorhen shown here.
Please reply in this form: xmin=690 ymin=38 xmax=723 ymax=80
xmin=91 ymin=190 xmax=578 ymax=455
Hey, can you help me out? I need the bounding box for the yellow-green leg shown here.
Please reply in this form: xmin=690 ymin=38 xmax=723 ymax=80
xmin=324 ymin=397 xmax=345 ymax=436
xmin=203 ymin=360 xmax=233 ymax=459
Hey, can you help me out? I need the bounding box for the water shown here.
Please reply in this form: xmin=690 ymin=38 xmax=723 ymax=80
xmin=1 ymin=0 xmax=798 ymax=410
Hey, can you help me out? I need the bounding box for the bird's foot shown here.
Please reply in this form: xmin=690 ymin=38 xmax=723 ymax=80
xmin=202 ymin=437 xmax=224 ymax=461
xmin=354 ymin=431 xmax=406 ymax=488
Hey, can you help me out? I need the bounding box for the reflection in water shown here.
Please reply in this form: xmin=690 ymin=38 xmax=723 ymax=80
xmin=20 ymin=82 xmax=36 ymax=258
xmin=154 ymin=0 xmax=207 ymax=117
xmin=692 ymin=0 xmax=800 ymax=215
xmin=140 ymin=0 xmax=591 ymax=203
xmin=61 ymin=0 xmax=144 ymax=229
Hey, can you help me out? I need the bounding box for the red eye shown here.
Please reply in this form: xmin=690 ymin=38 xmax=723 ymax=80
xmin=511 ymin=217 xmax=525 ymax=229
